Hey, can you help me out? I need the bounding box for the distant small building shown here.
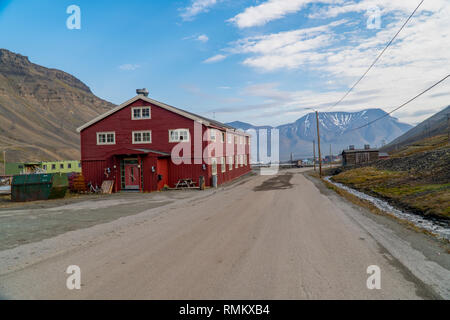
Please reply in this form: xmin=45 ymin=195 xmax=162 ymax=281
xmin=379 ymin=152 xmax=390 ymax=160
xmin=342 ymin=145 xmax=379 ymax=166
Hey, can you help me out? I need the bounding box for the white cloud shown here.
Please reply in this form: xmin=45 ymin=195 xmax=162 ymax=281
xmin=181 ymin=0 xmax=219 ymax=21
xmin=203 ymin=54 xmax=227 ymax=63
xmin=118 ymin=64 xmax=141 ymax=71
xmin=197 ymin=34 xmax=209 ymax=42
xmin=309 ymin=0 xmax=434 ymax=19
xmin=218 ymin=0 xmax=450 ymax=125
xmin=229 ymin=0 xmax=339 ymax=28
xmin=229 ymin=19 xmax=347 ymax=70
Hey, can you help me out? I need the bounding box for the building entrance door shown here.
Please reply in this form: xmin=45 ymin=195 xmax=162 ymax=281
xmin=157 ymin=158 xmax=169 ymax=191
xmin=124 ymin=160 xmax=140 ymax=190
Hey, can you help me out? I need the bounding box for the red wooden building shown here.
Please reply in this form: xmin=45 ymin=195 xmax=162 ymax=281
xmin=77 ymin=90 xmax=251 ymax=192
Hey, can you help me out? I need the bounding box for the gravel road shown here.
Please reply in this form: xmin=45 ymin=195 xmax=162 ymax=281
xmin=0 ymin=169 xmax=448 ymax=299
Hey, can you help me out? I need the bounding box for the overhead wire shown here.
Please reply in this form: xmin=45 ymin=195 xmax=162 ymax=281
xmin=325 ymin=0 xmax=426 ymax=112
xmin=345 ymin=74 xmax=450 ymax=133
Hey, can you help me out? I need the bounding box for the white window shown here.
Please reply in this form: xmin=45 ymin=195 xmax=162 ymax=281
xmin=133 ymin=131 xmax=152 ymax=144
xmin=221 ymin=157 xmax=226 ymax=173
xmin=97 ymin=132 xmax=116 ymax=145
xmin=221 ymin=132 xmax=225 ymax=143
xmin=211 ymin=158 xmax=217 ymax=176
xmin=244 ymin=155 xmax=247 ymax=166
xmin=227 ymin=133 xmax=232 ymax=144
xmin=235 ymin=155 xmax=238 ymax=168
xmin=169 ymin=129 xmax=190 ymax=142
xmin=132 ymin=106 xmax=151 ymax=120
xmin=240 ymin=136 xmax=243 ymax=145
xmin=210 ymin=129 xmax=216 ymax=142
xmin=235 ymin=136 xmax=238 ymax=145
xmin=228 ymin=156 xmax=233 ymax=171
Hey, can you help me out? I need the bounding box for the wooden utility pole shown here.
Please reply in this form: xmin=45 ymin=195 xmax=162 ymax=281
xmin=329 ymin=144 xmax=332 ymax=169
xmin=313 ymin=140 xmax=316 ymax=171
xmin=3 ymin=150 xmax=5 ymax=176
xmin=315 ymin=111 xmax=322 ymax=177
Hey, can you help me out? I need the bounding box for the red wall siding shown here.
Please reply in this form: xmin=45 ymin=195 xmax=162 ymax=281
xmin=81 ymin=99 xmax=206 ymax=160
xmin=142 ymin=156 xmax=158 ymax=192
xmin=80 ymin=98 xmax=251 ymax=191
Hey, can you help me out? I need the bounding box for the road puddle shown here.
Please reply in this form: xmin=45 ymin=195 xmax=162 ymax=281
xmin=253 ymin=173 xmax=293 ymax=192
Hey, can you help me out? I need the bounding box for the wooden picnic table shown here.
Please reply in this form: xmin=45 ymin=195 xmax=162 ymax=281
xmin=175 ymin=178 xmax=197 ymax=189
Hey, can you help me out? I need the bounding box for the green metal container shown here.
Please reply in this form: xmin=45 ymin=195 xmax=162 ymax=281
xmin=11 ymin=173 xmax=68 ymax=202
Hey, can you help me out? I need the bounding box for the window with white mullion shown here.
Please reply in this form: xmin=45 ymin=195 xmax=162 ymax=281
xmin=221 ymin=157 xmax=226 ymax=173
xmin=169 ymin=129 xmax=190 ymax=142
xmin=132 ymin=106 xmax=151 ymax=120
xmin=133 ymin=131 xmax=152 ymax=144
xmin=97 ymin=132 xmax=116 ymax=145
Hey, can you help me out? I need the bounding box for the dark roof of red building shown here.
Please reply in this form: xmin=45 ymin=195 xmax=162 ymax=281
xmin=342 ymin=148 xmax=379 ymax=154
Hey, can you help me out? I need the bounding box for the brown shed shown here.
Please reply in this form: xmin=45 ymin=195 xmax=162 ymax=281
xmin=342 ymin=145 xmax=379 ymax=166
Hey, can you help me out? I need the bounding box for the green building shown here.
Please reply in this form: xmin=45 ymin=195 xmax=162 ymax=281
xmin=41 ymin=161 xmax=81 ymax=174
xmin=5 ymin=163 xmax=26 ymax=175
xmin=5 ymin=161 xmax=81 ymax=175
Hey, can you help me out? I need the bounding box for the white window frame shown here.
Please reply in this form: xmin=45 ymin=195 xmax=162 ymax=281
xmin=97 ymin=132 xmax=116 ymax=145
xmin=131 ymin=106 xmax=151 ymax=120
xmin=227 ymin=133 xmax=232 ymax=144
xmin=132 ymin=130 xmax=152 ymax=144
xmin=169 ymin=129 xmax=190 ymax=143
xmin=221 ymin=132 xmax=225 ymax=143
xmin=244 ymin=154 xmax=247 ymax=166
xmin=228 ymin=156 xmax=233 ymax=171
xmin=211 ymin=158 xmax=218 ymax=176
xmin=221 ymin=157 xmax=226 ymax=173
xmin=235 ymin=155 xmax=239 ymax=168
xmin=210 ymin=129 xmax=216 ymax=142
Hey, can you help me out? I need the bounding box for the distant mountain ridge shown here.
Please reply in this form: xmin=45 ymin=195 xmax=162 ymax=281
xmin=227 ymin=109 xmax=413 ymax=160
xmin=0 ymin=49 xmax=114 ymax=163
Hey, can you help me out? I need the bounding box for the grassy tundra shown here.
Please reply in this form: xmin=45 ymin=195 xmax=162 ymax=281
xmin=331 ymin=135 xmax=450 ymax=220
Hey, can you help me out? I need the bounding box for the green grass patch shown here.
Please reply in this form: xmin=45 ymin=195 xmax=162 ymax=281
xmin=332 ymin=167 xmax=406 ymax=186
xmin=331 ymin=166 xmax=450 ymax=220
xmin=390 ymin=134 xmax=449 ymax=158
xmin=373 ymin=184 xmax=450 ymax=197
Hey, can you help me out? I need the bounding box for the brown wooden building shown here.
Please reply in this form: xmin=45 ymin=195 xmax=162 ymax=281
xmin=342 ymin=145 xmax=379 ymax=166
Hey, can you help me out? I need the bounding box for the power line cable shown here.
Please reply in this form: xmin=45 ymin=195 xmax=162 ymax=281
xmin=345 ymin=74 xmax=450 ymax=133
xmin=326 ymin=0 xmax=426 ymax=111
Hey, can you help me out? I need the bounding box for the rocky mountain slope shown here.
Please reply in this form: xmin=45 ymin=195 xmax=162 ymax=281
xmin=0 ymin=49 xmax=114 ymax=164
xmin=228 ymin=109 xmax=412 ymax=160
xmin=382 ymin=105 xmax=450 ymax=153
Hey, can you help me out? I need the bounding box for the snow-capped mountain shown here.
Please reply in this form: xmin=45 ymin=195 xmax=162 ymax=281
xmin=227 ymin=109 xmax=412 ymax=161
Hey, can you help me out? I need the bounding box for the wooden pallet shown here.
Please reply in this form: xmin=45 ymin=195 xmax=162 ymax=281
xmin=101 ymin=180 xmax=114 ymax=194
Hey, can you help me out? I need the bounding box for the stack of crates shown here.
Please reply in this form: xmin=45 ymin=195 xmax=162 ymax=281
xmin=69 ymin=173 xmax=87 ymax=193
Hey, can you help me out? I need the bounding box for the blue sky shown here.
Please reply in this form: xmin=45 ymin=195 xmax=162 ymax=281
xmin=1 ymin=0 xmax=449 ymax=126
